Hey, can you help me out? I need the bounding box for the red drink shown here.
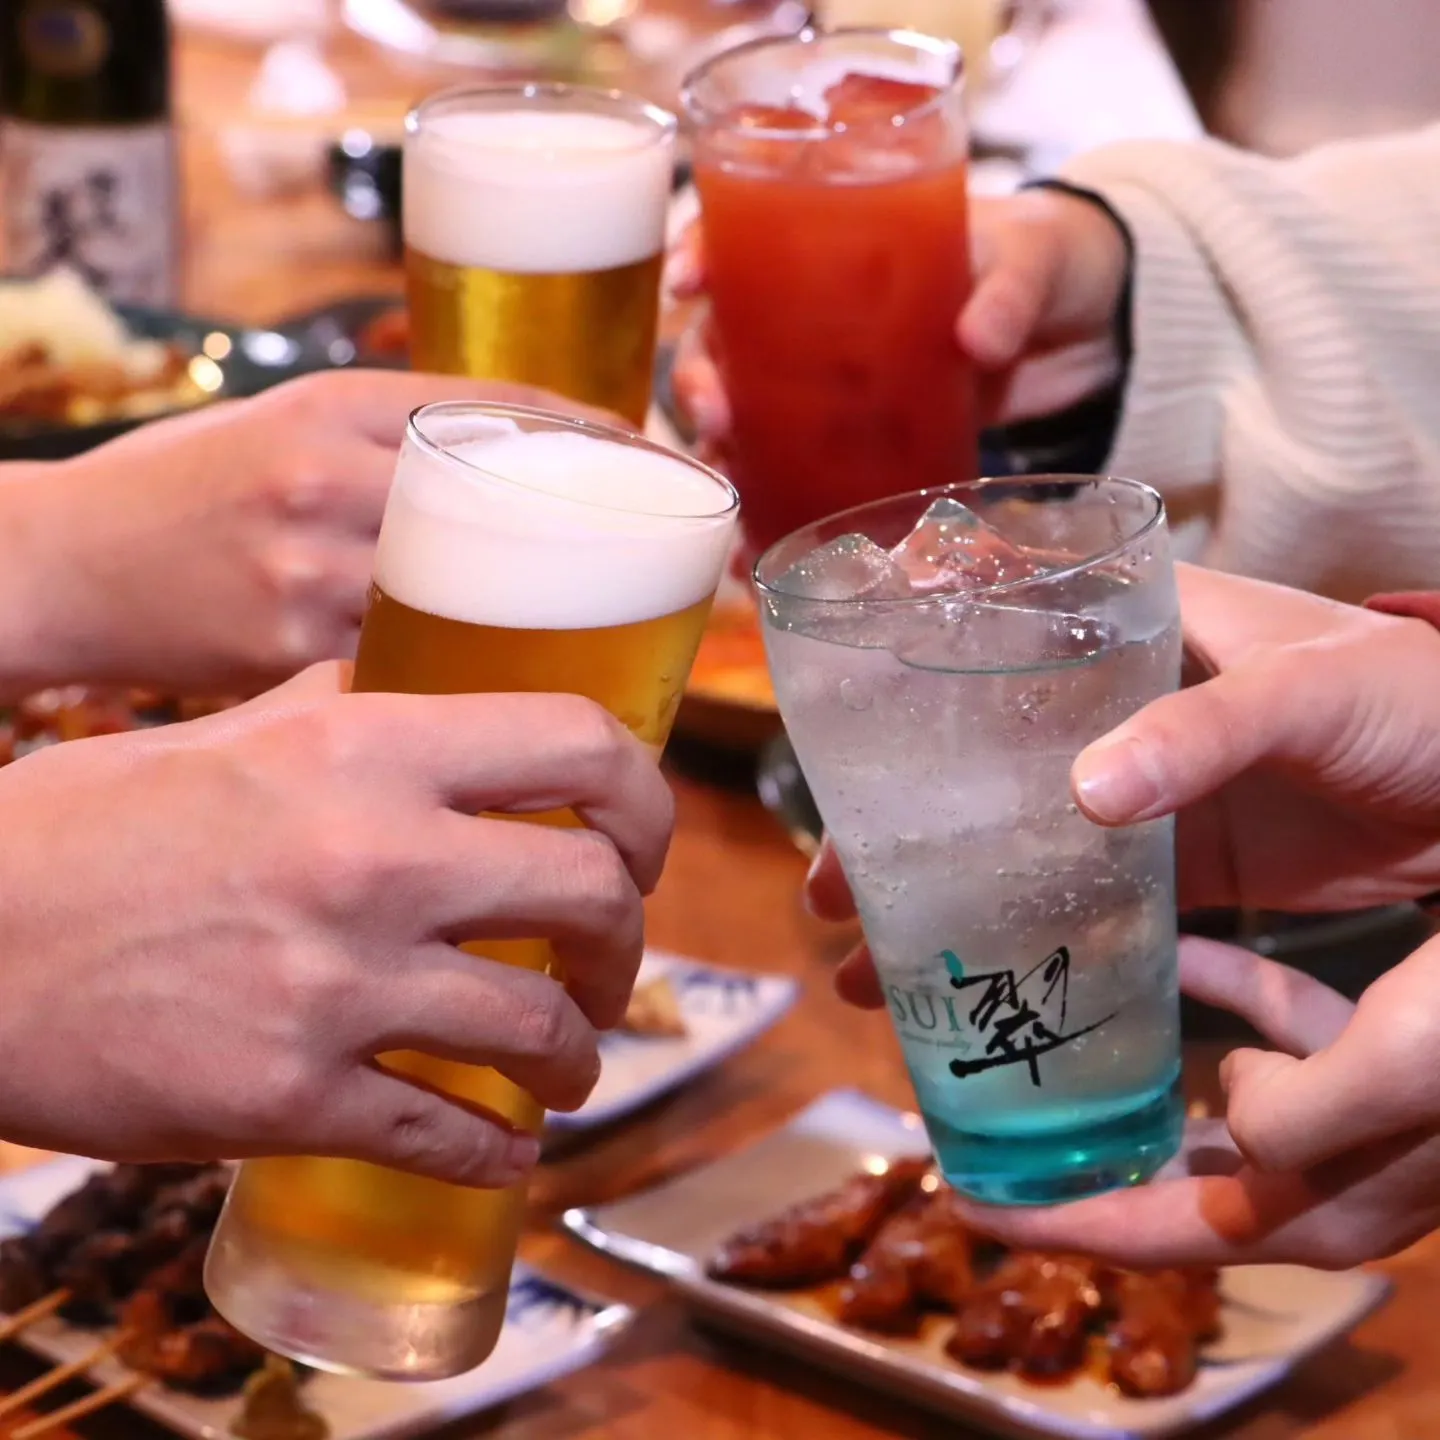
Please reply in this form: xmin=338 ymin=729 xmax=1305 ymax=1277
xmin=683 ymin=31 xmax=975 ymax=559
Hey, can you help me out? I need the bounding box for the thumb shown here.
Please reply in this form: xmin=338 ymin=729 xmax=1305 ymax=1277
xmin=958 ymin=210 xmax=1059 ymax=369
xmin=1220 ymin=1048 xmax=1310 ymax=1170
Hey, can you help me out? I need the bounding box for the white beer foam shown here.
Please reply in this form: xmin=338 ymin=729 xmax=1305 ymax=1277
xmin=405 ymin=107 xmax=673 ymax=274
xmin=375 ymin=426 xmax=737 ymax=631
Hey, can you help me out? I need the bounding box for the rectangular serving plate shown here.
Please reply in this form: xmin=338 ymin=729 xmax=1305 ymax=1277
xmin=0 ymin=1156 xmax=631 ymax=1440
xmin=563 ymin=1089 xmax=1391 ymax=1440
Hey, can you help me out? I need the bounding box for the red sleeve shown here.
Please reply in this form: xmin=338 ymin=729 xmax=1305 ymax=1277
xmin=1364 ymin=592 xmax=1440 ymax=629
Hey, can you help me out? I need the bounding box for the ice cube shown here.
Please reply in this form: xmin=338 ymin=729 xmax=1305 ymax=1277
xmin=888 ymin=498 xmax=1041 ymax=594
xmin=777 ymin=533 xmax=912 ymax=602
xmin=722 ymin=102 xmax=822 ymax=131
xmin=821 ymin=73 xmax=941 ymax=129
xmin=708 ymin=102 xmax=822 ymax=175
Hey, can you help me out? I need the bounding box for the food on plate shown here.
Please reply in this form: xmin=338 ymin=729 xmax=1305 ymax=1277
xmin=708 ymin=1163 xmax=1224 ymax=1399
xmin=619 ymin=974 xmax=688 ymax=1038
xmin=0 ymin=1163 xmax=288 ymax=1397
xmin=0 ymin=270 xmax=213 ymax=427
xmin=945 ymin=1253 xmax=1104 ymax=1378
xmin=231 ymin=1356 xmax=328 ymax=1440
xmin=706 ymin=1157 xmax=930 ymax=1287
xmin=837 ymin=1181 xmax=975 ymax=1331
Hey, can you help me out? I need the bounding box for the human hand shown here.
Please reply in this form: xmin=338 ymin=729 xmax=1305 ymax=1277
xmin=0 ymin=369 xmax=620 ymax=698
xmin=668 ymin=186 xmax=1130 ymax=445
xmin=929 ymin=934 xmax=1440 ymax=1269
xmin=812 ymin=564 xmax=1440 ymax=1008
xmin=0 ymin=664 xmax=672 ymax=1186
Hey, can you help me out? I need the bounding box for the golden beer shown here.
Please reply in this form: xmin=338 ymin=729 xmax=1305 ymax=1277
xmin=403 ymin=87 xmax=676 ymax=426
xmin=205 ymin=404 xmax=738 ymax=1380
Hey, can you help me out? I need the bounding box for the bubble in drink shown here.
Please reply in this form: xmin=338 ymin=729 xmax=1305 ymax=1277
xmin=778 ymin=532 xmax=912 ymax=602
xmin=888 ymin=497 xmax=1043 ymax=593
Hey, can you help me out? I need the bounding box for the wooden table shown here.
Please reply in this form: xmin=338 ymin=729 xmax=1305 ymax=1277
xmin=3 ymin=16 xmax=1439 ymax=1440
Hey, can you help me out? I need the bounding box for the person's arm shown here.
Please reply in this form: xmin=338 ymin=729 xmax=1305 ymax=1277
xmin=1061 ymin=124 xmax=1440 ymax=601
xmin=0 ymin=461 xmax=99 ymax=700
xmin=0 ymin=370 xmax=612 ymax=705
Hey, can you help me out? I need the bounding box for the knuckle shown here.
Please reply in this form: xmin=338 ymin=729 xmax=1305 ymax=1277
xmin=508 ymin=977 xmax=581 ymax=1060
xmin=244 ymin=1051 xmax=324 ymax=1138
xmin=554 ymin=697 xmax=630 ymax=780
xmin=1305 ymin=1230 xmax=1365 ymax=1271
xmin=265 ymin=939 xmax=355 ymax=1028
xmin=299 ymin=822 xmax=416 ymax=921
xmin=282 ymin=700 xmax=372 ymax=776
xmin=255 ymin=534 xmax=331 ymax=601
xmin=564 ymin=833 xmax=635 ymax=924
xmin=379 ymin=1104 xmax=469 ymax=1178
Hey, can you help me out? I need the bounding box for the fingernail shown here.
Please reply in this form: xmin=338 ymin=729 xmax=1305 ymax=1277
xmin=1072 ymin=734 xmax=1163 ymax=822
xmin=802 ymin=853 xmax=828 ymax=917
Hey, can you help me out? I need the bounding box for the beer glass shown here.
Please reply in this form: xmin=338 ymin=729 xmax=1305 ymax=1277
xmin=681 ymin=29 xmax=976 ymax=560
xmin=756 ymin=477 xmax=1183 ymax=1205
xmin=206 ymin=404 xmax=738 ymax=1379
xmin=404 ymin=84 xmax=676 ymax=425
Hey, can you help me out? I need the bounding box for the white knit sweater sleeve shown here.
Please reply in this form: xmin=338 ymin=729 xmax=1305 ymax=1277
xmin=1059 ymin=125 xmax=1440 ymax=602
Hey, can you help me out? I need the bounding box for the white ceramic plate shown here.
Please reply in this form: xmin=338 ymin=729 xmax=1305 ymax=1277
xmin=0 ymin=1156 xmax=632 ymax=1440
xmin=563 ymin=1089 xmax=1392 ymax=1440
xmin=552 ymin=950 xmax=799 ymax=1136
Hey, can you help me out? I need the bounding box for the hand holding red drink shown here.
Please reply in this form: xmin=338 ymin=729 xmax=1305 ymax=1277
xmin=671 ymin=173 xmax=1135 ymax=519
xmin=678 ymin=30 xmax=978 ymax=560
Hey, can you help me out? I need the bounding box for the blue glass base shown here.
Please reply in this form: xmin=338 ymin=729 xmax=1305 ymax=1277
xmin=928 ymin=1078 xmax=1185 ymax=1207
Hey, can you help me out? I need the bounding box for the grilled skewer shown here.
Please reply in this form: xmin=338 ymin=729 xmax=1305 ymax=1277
xmin=0 ymin=1332 xmax=135 ymax=1423
xmin=9 ymin=1372 xmax=149 ymax=1440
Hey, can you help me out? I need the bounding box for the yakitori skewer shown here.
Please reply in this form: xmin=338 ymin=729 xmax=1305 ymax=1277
xmin=9 ymin=1372 xmax=150 ymax=1440
xmin=0 ymin=1290 xmax=70 ymax=1346
xmin=0 ymin=1333 xmax=133 ymax=1425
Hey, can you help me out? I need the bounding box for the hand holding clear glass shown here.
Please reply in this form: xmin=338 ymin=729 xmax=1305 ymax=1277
xmin=757 ymin=478 xmax=1183 ymax=1205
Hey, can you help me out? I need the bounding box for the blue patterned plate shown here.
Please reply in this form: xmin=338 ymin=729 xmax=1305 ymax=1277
xmin=552 ymin=950 xmax=799 ymax=1136
xmin=0 ymin=1156 xmax=633 ymax=1440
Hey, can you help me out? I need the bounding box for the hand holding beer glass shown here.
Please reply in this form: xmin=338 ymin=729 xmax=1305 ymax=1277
xmin=681 ymin=29 xmax=977 ymax=558
xmin=405 ymin=85 xmax=675 ymax=425
xmin=205 ymin=405 xmax=737 ymax=1379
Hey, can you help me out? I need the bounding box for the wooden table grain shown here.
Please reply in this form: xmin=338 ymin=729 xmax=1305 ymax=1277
xmin=2 ymin=16 xmax=1437 ymax=1440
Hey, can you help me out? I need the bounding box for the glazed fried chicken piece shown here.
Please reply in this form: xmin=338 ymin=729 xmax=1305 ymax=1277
xmin=1101 ymin=1268 xmax=1222 ymax=1398
xmin=837 ymin=1184 xmax=976 ymax=1332
xmin=947 ymin=1255 xmax=1103 ymax=1378
xmin=707 ymin=1157 xmax=930 ymax=1287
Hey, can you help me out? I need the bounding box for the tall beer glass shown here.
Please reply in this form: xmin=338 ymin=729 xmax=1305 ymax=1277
xmin=205 ymin=404 xmax=738 ymax=1380
xmin=756 ymin=478 xmax=1183 ymax=1206
xmin=682 ymin=29 xmax=975 ymax=560
xmin=405 ymin=85 xmax=676 ymax=425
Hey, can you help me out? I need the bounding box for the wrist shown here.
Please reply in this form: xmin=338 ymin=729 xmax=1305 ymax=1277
xmin=0 ymin=459 xmax=115 ymax=699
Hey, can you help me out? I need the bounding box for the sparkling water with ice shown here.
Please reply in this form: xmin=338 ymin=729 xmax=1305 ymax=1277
xmin=763 ymin=497 xmax=1183 ymax=1204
